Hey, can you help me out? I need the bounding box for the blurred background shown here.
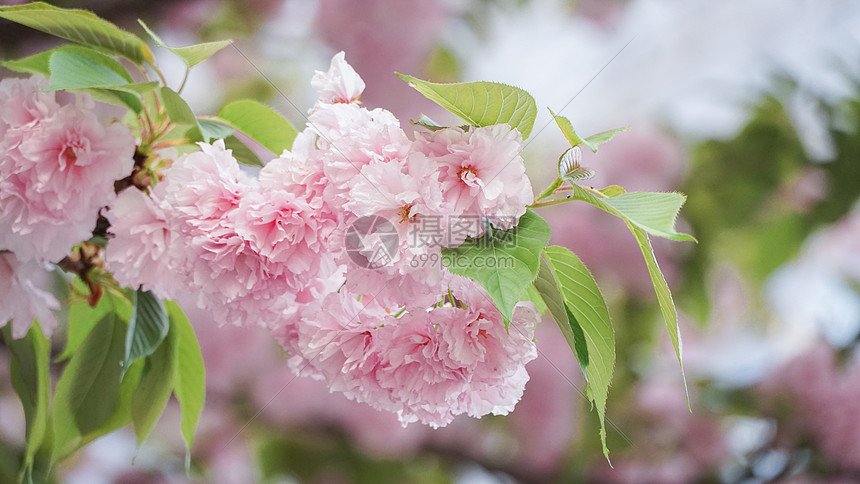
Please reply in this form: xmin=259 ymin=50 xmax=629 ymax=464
xmin=2 ymin=0 xmax=860 ymax=482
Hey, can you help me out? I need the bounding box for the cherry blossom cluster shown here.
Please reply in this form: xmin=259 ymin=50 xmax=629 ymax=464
xmin=0 ymin=75 xmax=135 ymax=337
xmin=106 ymin=53 xmax=539 ymax=426
xmin=106 ymin=140 xmax=338 ymax=327
xmin=276 ymin=276 xmax=538 ymax=427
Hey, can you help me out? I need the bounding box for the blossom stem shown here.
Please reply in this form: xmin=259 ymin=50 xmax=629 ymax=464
xmin=177 ymin=67 xmax=190 ymax=94
xmin=534 ymin=178 xmax=563 ymax=203
xmin=583 ymin=185 xmax=609 ymax=198
xmin=139 ymin=107 xmax=155 ymax=143
xmin=527 ymin=196 xmax=575 ymax=209
xmin=151 ymin=138 xmax=191 ymax=150
xmin=150 ymin=62 xmax=169 ymax=88
xmin=528 ymin=184 xmax=609 ymax=208
xmin=150 ymin=118 xmax=174 ymax=143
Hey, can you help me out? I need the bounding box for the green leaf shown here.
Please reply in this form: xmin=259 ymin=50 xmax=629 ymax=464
xmin=217 ymin=100 xmax=297 ymax=155
xmin=185 ymin=120 xmax=234 ymax=144
xmin=582 ymin=127 xmax=629 ymax=153
xmin=542 ymin=246 xmax=615 ymax=460
xmin=533 ymin=256 xmax=589 ymax=373
xmin=549 ymin=109 xmax=628 ymax=153
xmin=50 ymin=47 xmax=133 ymax=82
xmin=109 ymin=82 xmax=160 ymax=94
xmin=0 ymin=2 xmax=152 ymax=65
xmin=396 ymin=73 xmax=537 ymax=139
xmin=628 ymin=222 xmax=689 ymax=406
xmin=166 ymin=301 xmax=205 ymax=458
xmin=91 ymin=89 xmax=145 ymax=113
xmin=564 ymin=306 xmax=591 ymax=373
xmin=597 ymin=185 xmax=626 ymax=198
xmin=522 ymin=283 xmax=547 ymax=315
xmin=47 ymin=50 xmax=157 ymax=97
xmin=36 ymin=48 xmax=149 ymax=113
xmin=52 ymin=313 xmax=126 ymax=459
xmin=549 ymin=108 xmax=586 ymax=147
xmin=602 ymin=192 xmax=697 ymax=242
xmin=81 ymin=359 xmax=143 ymax=447
xmin=224 ymin=135 xmax=263 ymax=166
xmin=160 ymin=86 xmax=198 ymax=125
xmin=66 ymin=314 xmax=125 ymax=434
xmin=62 ymin=294 xmax=110 ymax=362
xmin=1 ymin=50 xmax=52 ymax=75
xmin=123 ymin=290 xmax=169 ymax=379
xmin=61 ymin=280 xmax=132 ymax=361
xmin=138 ymin=19 xmax=232 ymax=68
xmin=569 ymin=184 xmax=696 ymax=242
xmin=198 ymin=119 xmax=234 ymax=140
xmin=1 ymin=322 xmax=50 ymax=476
xmin=441 ymin=210 xmax=551 ymax=322
xmin=131 ymin=336 xmax=175 ymax=445
xmin=3 ymin=44 xmax=137 ymax=78
xmin=569 ymin=184 xmax=690 ymax=404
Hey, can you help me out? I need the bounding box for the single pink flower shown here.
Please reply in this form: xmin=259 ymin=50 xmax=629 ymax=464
xmin=157 ymin=140 xmax=251 ymax=226
xmin=310 ymin=51 xmax=366 ymax=105
xmin=0 ymin=84 xmax=135 ymax=262
xmin=413 ymin=124 xmax=533 ymax=240
xmin=233 ymin=187 xmax=331 ymax=285
xmin=308 ymin=103 xmax=410 ymax=190
xmin=287 ymin=289 xmax=392 ymax=401
xmin=376 ymin=310 xmax=466 ymax=427
xmin=437 ymin=279 xmax=538 ymax=418
xmin=17 ymin=105 xmax=134 ymax=212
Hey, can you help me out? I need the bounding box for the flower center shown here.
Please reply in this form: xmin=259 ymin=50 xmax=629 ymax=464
xmin=61 ymin=146 xmax=77 ymax=166
xmin=332 ymin=95 xmax=361 ymax=104
xmin=398 ymin=203 xmax=417 ymax=224
xmin=458 ymin=166 xmax=480 ymax=186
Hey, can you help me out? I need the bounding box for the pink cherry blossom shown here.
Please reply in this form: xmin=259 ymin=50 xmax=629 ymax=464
xmin=0 ymin=251 xmax=59 ymax=338
xmin=439 ymin=280 xmax=538 ymax=418
xmin=259 ymin=132 xmax=341 ymax=251
xmin=345 ymin=159 xmax=422 ymax=223
xmin=376 ymin=310 xmax=466 ymax=427
xmin=338 ymin=156 xmax=455 ymax=309
xmin=233 ymin=187 xmax=333 ymax=287
xmin=105 ymin=187 xmax=177 ymax=299
xmin=284 ymin=289 xmax=393 ymax=400
xmin=412 ymin=123 xmax=533 ymax=239
xmin=308 ymin=103 xmax=411 ymax=190
xmin=154 ymin=141 xmax=260 ymax=307
xmin=260 ymin=131 xmax=335 ymax=212
xmin=274 ymin=273 xmax=539 ymax=428
xmin=0 ymin=77 xmax=135 ymax=263
xmin=135 ymin=139 xmax=341 ymax=328
xmin=310 ymin=50 xmax=366 ymax=105
xmin=373 ymin=294 xmax=538 ymax=427
xmin=183 ymin=221 xmax=261 ymax=304
xmin=16 ymin=104 xmax=133 ymax=209
xmin=343 ymin=160 xmax=441 ymax=273
xmin=94 ymin=52 xmax=544 ymax=430
xmin=156 ymin=140 xmax=252 ymax=226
